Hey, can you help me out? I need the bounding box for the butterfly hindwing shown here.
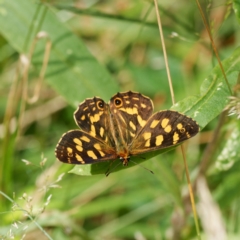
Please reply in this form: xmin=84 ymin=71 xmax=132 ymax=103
xmin=130 ymin=110 xmax=199 ymax=155
xmin=55 ymin=130 xmax=117 ymax=164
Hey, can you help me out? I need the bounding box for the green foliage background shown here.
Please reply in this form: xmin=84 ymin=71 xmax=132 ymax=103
xmin=0 ymin=0 xmax=240 ymax=239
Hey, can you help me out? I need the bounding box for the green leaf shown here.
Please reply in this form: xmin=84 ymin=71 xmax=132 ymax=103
xmin=0 ymin=1 xmax=119 ymax=106
xmin=172 ymin=47 xmax=240 ymax=128
xmin=233 ymin=0 xmax=240 ymax=25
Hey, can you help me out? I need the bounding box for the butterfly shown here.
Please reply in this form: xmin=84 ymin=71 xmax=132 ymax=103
xmin=55 ymin=91 xmax=199 ymax=167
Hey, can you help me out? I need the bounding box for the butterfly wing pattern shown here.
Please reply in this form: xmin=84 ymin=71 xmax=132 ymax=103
xmin=56 ymin=97 xmax=117 ymax=164
xmin=55 ymin=130 xmax=117 ymax=164
xmin=108 ymin=92 xmax=153 ymax=146
xmin=55 ymin=91 xmax=199 ymax=167
xmin=130 ymin=110 xmax=199 ymax=155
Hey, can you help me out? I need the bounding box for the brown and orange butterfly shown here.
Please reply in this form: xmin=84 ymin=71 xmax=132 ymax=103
xmin=55 ymin=91 xmax=199 ymax=167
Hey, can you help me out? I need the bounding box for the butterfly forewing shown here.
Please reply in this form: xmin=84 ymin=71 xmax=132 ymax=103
xmin=130 ymin=110 xmax=199 ymax=155
xmin=74 ymin=97 xmax=115 ymax=147
xmin=55 ymin=130 xmax=117 ymax=164
xmin=109 ymin=91 xmax=153 ymax=145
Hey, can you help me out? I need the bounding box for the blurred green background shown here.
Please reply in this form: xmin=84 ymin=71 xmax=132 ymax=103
xmin=0 ymin=0 xmax=240 ymax=239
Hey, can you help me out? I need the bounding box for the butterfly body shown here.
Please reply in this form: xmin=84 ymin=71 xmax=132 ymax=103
xmin=55 ymin=91 xmax=199 ymax=167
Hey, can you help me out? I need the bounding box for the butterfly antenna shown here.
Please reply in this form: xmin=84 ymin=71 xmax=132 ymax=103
xmin=105 ymin=160 xmax=122 ymax=177
xmin=130 ymin=159 xmax=154 ymax=175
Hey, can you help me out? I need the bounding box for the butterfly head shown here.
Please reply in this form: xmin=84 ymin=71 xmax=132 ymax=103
xmin=119 ymin=156 xmax=130 ymax=166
